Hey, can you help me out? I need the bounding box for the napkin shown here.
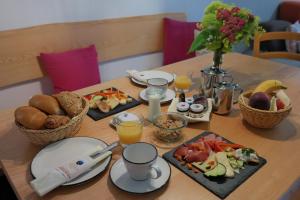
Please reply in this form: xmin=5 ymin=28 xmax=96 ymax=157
xmin=168 ymin=98 xmax=212 ymax=123
xmin=126 ymin=70 xmax=147 ymax=83
xmin=30 ymin=148 xmax=111 ymax=196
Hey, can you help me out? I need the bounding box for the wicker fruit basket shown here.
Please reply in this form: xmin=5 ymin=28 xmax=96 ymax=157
xmin=238 ymin=90 xmax=292 ymax=129
xmin=16 ymin=97 xmax=89 ymax=145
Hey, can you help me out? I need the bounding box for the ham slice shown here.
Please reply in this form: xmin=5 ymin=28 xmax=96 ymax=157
xmin=174 ymin=146 xmax=189 ymax=159
xmin=186 ymin=141 xmax=206 ymax=152
xmin=185 ymin=151 xmax=209 ymax=163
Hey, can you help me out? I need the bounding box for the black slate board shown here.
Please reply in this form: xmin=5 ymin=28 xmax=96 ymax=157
xmin=85 ymin=88 xmax=141 ymax=121
xmin=163 ymin=131 xmax=267 ymax=199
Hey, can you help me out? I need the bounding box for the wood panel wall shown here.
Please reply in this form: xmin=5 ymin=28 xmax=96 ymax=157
xmin=0 ymin=13 xmax=186 ymax=88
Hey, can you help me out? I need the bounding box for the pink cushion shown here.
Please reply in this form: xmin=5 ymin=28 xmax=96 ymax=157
xmin=163 ymin=18 xmax=197 ymax=65
xmin=40 ymin=45 xmax=100 ymax=93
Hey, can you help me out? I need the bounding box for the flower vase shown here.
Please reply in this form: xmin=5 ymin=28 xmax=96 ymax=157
xmin=212 ymin=50 xmax=223 ymax=71
xmin=200 ymin=50 xmax=230 ymax=97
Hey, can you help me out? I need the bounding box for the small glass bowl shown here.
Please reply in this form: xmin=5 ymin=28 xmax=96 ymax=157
xmin=152 ymin=112 xmax=187 ymax=143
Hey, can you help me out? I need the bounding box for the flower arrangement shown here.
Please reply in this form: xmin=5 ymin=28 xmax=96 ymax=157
xmin=189 ymin=1 xmax=264 ymax=64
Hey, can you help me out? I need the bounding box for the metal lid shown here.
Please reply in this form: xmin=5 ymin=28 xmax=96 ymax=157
xmin=201 ymin=66 xmax=226 ymax=76
xmin=185 ymin=97 xmax=194 ymax=105
xmin=113 ymin=112 xmax=139 ymax=125
xmin=176 ymin=102 xmax=190 ymax=111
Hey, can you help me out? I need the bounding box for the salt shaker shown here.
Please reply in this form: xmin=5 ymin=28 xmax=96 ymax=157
xmin=148 ymin=94 xmax=161 ymax=122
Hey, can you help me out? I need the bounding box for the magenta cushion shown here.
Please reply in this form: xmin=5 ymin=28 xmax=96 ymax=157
xmin=163 ymin=18 xmax=197 ymax=65
xmin=40 ymin=45 xmax=100 ymax=93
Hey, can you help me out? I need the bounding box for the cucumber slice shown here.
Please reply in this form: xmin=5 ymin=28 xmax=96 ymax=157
xmin=229 ymin=158 xmax=238 ymax=169
xmin=193 ymin=161 xmax=216 ymax=173
xmin=204 ymin=163 xmax=226 ymax=177
xmin=93 ymin=95 xmax=103 ymax=101
xmin=192 ymin=153 xmax=217 ymax=173
xmin=237 ymin=160 xmax=244 ymax=168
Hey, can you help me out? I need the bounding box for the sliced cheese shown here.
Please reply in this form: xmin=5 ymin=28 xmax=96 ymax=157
xmin=216 ymin=152 xmax=234 ymax=178
xmin=192 ymin=153 xmax=217 ymax=172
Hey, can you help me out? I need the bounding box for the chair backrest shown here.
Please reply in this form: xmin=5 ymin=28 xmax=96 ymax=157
xmin=0 ymin=13 xmax=186 ymax=88
xmin=253 ymin=31 xmax=300 ymax=61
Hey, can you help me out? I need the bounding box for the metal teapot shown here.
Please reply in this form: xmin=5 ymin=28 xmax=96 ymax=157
xmin=201 ymin=67 xmax=232 ymax=98
xmin=212 ymin=81 xmax=243 ymax=115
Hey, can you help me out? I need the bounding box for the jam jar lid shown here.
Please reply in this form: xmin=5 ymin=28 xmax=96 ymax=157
xmin=190 ymin=104 xmax=204 ymax=113
xmin=185 ymin=97 xmax=194 ymax=105
xmin=176 ymin=102 xmax=190 ymax=112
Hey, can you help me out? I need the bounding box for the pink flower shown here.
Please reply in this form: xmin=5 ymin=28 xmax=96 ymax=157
xmin=238 ymin=19 xmax=246 ymax=27
xmin=231 ymin=7 xmax=240 ymax=14
xmin=216 ymin=8 xmax=231 ymax=20
xmin=228 ymin=34 xmax=236 ymax=42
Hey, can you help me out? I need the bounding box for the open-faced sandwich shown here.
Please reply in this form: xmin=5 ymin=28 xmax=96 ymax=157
xmin=85 ymin=88 xmax=133 ymax=113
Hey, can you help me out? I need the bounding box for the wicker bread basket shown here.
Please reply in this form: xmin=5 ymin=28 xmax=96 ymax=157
xmin=16 ymin=96 xmax=89 ymax=145
xmin=238 ymin=90 xmax=292 ymax=129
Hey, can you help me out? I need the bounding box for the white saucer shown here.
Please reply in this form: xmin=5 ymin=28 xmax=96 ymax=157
xmin=140 ymin=89 xmax=176 ymax=104
xmin=31 ymin=137 xmax=112 ymax=186
xmin=110 ymin=157 xmax=171 ymax=194
xmin=131 ymin=70 xmax=175 ymax=86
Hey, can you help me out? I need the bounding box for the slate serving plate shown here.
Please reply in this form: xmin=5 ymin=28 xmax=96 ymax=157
xmin=85 ymin=87 xmax=141 ymax=121
xmin=163 ymin=131 xmax=267 ymax=199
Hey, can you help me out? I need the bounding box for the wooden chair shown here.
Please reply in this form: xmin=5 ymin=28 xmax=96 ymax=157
xmin=253 ymin=31 xmax=300 ymax=61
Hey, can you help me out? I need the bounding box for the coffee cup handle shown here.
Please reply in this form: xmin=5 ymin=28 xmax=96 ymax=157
xmin=149 ymin=165 xmax=162 ymax=179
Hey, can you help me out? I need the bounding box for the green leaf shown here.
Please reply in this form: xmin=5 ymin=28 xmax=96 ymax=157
xmin=202 ymin=13 xmax=222 ymax=28
xmin=188 ymin=30 xmax=210 ymax=53
xmin=204 ymin=1 xmax=230 ymax=14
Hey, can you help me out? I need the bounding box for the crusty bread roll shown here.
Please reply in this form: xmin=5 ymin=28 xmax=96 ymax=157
xmin=45 ymin=115 xmax=70 ymax=129
xmin=54 ymin=92 xmax=83 ymax=118
xmin=29 ymin=95 xmax=64 ymax=115
xmin=15 ymin=106 xmax=47 ymax=130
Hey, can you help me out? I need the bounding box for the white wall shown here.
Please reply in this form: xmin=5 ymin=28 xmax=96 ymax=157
xmin=0 ymin=0 xmax=211 ymax=110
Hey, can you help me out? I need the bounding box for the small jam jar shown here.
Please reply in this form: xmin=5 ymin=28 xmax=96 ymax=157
xmin=185 ymin=97 xmax=194 ymax=105
xmin=189 ymin=104 xmax=204 ymax=118
xmin=176 ymin=102 xmax=190 ymax=116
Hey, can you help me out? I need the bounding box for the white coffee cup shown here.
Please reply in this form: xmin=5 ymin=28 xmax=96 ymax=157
xmin=122 ymin=142 xmax=162 ymax=181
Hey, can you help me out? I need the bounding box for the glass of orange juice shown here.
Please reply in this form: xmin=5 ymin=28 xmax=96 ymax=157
xmin=174 ymin=74 xmax=192 ymax=92
xmin=115 ymin=114 xmax=144 ymax=147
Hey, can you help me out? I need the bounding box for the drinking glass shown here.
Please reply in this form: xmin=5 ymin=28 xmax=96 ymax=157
xmin=189 ymin=71 xmax=204 ymax=95
xmin=174 ymin=74 xmax=192 ymax=93
xmin=145 ymin=78 xmax=168 ymax=99
xmin=115 ymin=114 xmax=144 ymax=147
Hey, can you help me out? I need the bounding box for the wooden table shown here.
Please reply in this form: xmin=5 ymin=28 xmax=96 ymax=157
xmin=1 ymin=53 xmax=300 ymax=200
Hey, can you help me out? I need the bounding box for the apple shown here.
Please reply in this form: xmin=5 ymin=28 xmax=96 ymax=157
xmin=249 ymin=92 xmax=270 ymax=110
xmin=276 ymin=98 xmax=285 ymax=110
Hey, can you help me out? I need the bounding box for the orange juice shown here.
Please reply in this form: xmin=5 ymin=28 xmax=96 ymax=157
xmin=116 ymin=121 xmax=143 ymax=145
xmin=175 ymin=75 xmax=192 ymax=90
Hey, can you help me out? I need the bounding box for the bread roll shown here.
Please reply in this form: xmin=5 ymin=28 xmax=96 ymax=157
xmin=29 ymin=95 xmax=64 ymax=115
xmin=45 ymin=115 xmax=70 ymax=129
xmin=54 ymin=92 xmax=83 ymax=117
xmin=15 ymin=106 xmax=47 ymax=130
